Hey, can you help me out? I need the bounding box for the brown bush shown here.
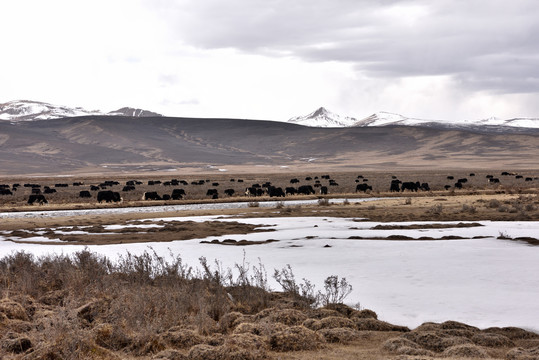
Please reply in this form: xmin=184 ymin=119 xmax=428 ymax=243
xmin=440 ymin=335 xmax=473 ymax=348
xmin=303 ymin=316 xmax=356 ymax=331
xmin=322 ymin=303 xmax=356 ymax=317
xmin=0 ymin=299 xmax=29 ymax=321
xmin=219 ymin=311 xmax=246 ymax=332
xmin=93 ymin=323 xmax=132 ymax=350
xmin=440 ymin=320 xmax=480 ymax=331
xmin=442 ymin=343 xmax=489 ymax=358
xmin=187 ymin=343 xmax=266 ymax=360
xmin=354 ymin=318 xmax=410 ymax=332
xmin=264 ymin=308 xmax=307 ymax=326
xmin=1 ymin=333 xmax=32 ymax=354
xmin=162 ymin=328 xmax=206 ymax=349
xmin=233 ymin=321 xmax=286 ymax=337
xmin=152 ymin=349 xmax=188 ymax=360
xmin=306 ymin=308 xmax=343 ymax=320
xmin=269 ymin=325 xmax=324 ymax=352
xmin=224 ymin=333 xmax=267 ymax=350
xmin=506 ymin=346 xmax=539 ymax=360
xmin=350 ymin=308 xmax=378 ymax=320
xmin=402 ymin=331 xmax=446 ymax=352
xmin=381 ymin=337 xmax=434 ymax=356
xmin=317 ymin=327 xmax=362 ymax=344
xmin=472 ymin=332 xmax=515 ymax=347
xmin=483 ymin=326 xmax=539 ymax=340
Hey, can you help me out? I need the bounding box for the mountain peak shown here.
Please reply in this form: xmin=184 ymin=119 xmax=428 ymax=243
xmin=288 ymin=107 xmax=357 ymax=127
xmin=0 ymin=100 xmax=162 ymax=121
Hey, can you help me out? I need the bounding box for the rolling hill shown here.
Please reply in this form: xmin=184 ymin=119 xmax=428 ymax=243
xmin=0 ymin=115 xmax=538 ymax=176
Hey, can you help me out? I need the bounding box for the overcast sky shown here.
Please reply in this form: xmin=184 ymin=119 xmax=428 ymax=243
xmin=2 ymin=0 xmax=539 ymax=121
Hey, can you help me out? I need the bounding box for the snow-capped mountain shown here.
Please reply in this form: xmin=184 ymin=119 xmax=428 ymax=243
xmin=0 ymin=100 xmax=162 ymax=121
xmin=289 ymin=108 xmax=539 ymax=130
xmin=288 ymin=107 xmax=357 ymax=127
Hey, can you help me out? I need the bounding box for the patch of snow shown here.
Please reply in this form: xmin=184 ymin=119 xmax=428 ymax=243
xmin=1 ymin=216 xmax=538 ymax=331
xmin=288 ymin=107 xmax=358 ymax=127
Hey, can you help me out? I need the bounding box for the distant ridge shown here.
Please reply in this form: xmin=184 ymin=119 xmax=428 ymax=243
xmin=0 ymin=100 xmax=162 ymax=121
xmin=288 ymin=108 xmax=539 ymax=130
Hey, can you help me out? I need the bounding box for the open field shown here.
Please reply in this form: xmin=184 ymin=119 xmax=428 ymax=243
xmin=1 ymin=170 xmax=539 ymax=359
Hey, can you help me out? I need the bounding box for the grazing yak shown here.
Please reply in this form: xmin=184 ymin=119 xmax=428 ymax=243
xmin=454 ymin=182 xmax=463 ymax=189
xmin=297 ymin=185 xmax=315 ymax=195
xmin=356 ymin=183 xmax=372 ymax=193
xmin=0 ymin=189 xmax=13 ymax=195
xmin=79 ymin=191 xmax=92 ymax=198
xmin=390 ymin=179 xmax=401 ymax=192
xmin=444 ymin=185 xmax=451 ymax=190
xmin=206 ymin=189 xmax=218 ymax=197
xmin=320 ymin=186 xmax=328 ymax=195
xmin=28 ymin=194 xmax=48 ymax=205
xmin=90 ymin=185 xmax=100 ymax=191
xmin=401 ymin=182 xmax=419 ymax=192
xmin=489 ymin=178 xmax=500 ymax=184
xmin=525 ymin=177 xmax=533 ymax=182
xmin=245 ymin=187 xmax=265 ymax=197
xmin=285 ymin=187 xmax=297 ymax=196
xmin=162 ymin=194 xmax=171 ymax=200
xmin=144 ymin=192 xmax=162 ymax=200
xmin=268 ymin=186 xmax=285 ymax=197
xmin=97 ymin=191 xmax=121 ymax=203
xmin=122 ymin=185 xmax=136 ymax=192
xmin=171 ymin=189 xmax=185 ymax=200
xmin=420 ymin=183 xmax=430 ymax=191
xmin=43 ymin=188 xmax=57 ymax=194
xmin=224 ymin=189 xmax=235 ymax=196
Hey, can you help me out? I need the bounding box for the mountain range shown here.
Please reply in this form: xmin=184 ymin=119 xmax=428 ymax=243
xmin=2 ymin=101 xmax=539 ymax=131
xmin=0 ymin=100 xmax=537 ymax=175
xmin=287 ymin=107 xmax=539 ymax=131
xmin=0 ymin=100 xmax=162 ymax=122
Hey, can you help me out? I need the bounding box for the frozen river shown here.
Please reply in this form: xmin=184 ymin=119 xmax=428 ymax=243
xmin=1 ymin=214 xmax=538 ymax=332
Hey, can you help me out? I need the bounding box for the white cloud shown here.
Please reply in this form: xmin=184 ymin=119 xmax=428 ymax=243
xmin=1 ymin=0 xmax=539 ymax=121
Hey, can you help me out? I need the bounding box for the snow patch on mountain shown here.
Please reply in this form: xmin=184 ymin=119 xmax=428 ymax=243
xmin=288 ymin=107 xmax=357 ymax=127
xmin=0 ymin=100 xmax=162 ymax=121
xmin=290 ymin=108 xmax=539 ymax=129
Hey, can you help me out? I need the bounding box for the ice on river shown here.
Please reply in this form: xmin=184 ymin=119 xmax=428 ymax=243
xmin=1 ymin=215 xmax=538 ymax=332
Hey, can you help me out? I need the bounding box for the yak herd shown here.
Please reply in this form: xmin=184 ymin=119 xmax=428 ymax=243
xmin=0 ymin=171 xmax=536 ymax=205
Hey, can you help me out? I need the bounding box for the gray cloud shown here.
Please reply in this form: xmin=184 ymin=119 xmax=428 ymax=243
xmin=150 ymin=0 xmax=539 ymax=95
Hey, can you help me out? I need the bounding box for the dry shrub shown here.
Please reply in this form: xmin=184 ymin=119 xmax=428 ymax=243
xmin=350 ymin=308 xmax=378 ymax=320
xmin=0 ymin=299 xmax=29 ymax=321
xmin=224 ymin=333 xmax=267 ymax=351
xmin=440 ymin=335 xmax=473 ymax=348
xmin=130 ymin=333 xmax=167 ymax=356
xmin=303 ymin=316 xmax=356 ymax=331
xmin=76 ymin=298 xmax=111 ymax=324
xmin=317 ymin=327 xmax=361 ymax=344
xmin=414 ymin=322 xmax=442 ymax=332
xmin=93 ymin=323 xmax=132 ymax=350
xmin=381 ymin=337 xmax=434 ymax=356
xmin=354 ymin=318 xmax=410 ymax=332
xmin=219 ymin=311 xmax=246 ymax=332
xmin=506 ymin=346 xmax=539 ymax=360
xmin=471 ymin=332 xmax=515 ymax=347
xmin=269 ymin=325 xmax=324 ymax=352
xmin=233 ymin=321 xmax=286 ymax=337
xmin=442 ymin=343 xmax=489 ymax=358
xmin=187 ymin=343 xmax=266 ymax=360
xmin=152 ymin=349 xmax=187 ymax=360
xmin=483 ymin=327 xmax=539 ymax=340
xmin=322 ymin=303 xmax=356 ymax=317
xmin=402 ymin=331 xmax=446 ymax=352
xmin=24 ymin=333 xmax=121 ymax=360
xmin=264 ymin=308 xmax=307 ymax=326
xmin=440 ymin=320 xmax=480 ymax=332
xmin=306 ymin=308 xmax=343 ymax=320
xmin=1 ymin=333 xmax=32 ymax=354
xmin=162 ymin=328 xmax=206 ymax=349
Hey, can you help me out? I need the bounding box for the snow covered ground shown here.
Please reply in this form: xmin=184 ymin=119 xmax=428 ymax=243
xmin=1 ymin=216 xmax=538 ymax=332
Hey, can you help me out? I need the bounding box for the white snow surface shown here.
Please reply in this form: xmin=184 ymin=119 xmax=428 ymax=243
xmin=2 ymin=215 xmax=538 ymax=332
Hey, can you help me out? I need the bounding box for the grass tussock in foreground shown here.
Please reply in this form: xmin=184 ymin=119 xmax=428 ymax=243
xmin=0 ymin=250 xmax=538 ymax=360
